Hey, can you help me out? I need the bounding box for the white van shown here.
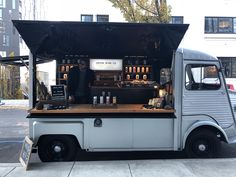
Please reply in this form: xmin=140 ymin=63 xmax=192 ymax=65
xmin=13 ymin=20 xmax=236 ymax=162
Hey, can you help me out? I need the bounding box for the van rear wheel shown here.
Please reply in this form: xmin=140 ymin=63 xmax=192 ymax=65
xmin=38 ymin=135 xmax=78 ymax=162
xmin=185 ymin=129 xmax=221 ymax=158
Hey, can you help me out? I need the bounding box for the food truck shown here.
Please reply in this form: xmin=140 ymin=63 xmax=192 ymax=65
xmin=13 ymin=20 xmax=236 ymax=162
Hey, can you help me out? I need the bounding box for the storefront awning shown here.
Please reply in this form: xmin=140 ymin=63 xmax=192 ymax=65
xmin=12 ymin=20 xmax=188 ymax=66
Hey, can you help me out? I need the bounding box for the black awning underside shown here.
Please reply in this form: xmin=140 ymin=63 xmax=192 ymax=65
xmin=12 ymin=20 xmax=188 ymax=66
xmin=0 ymin=55 xmax=53 ymax=66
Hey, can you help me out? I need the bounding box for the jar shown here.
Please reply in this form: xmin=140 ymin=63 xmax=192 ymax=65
xmin=143 ymin=74 xmax=147 ymax=80
xmin=146 ymin=67 xmax=149 ymax=73
xmin=125 ymin=67 xmax=128 ymax=73
xmin=133 ymin=66 xmax=136 ymax=73
xmin=135 ymin=74 xmax=139 ymax=80
xmin=126 ymin=74 xmax=130 ymax=80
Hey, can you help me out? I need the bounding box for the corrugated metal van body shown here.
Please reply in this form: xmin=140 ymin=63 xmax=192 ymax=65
xmin=229 ymin=90 xmax=236 ymax=119
xmin=181 ymin=49 xmax=235 ymax=129
xmin=183 ymin=89 xmax=233 ymax=128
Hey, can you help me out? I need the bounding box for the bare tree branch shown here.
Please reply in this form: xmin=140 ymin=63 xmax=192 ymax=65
xmin=134 ymin=0 xmax=157 ymax=16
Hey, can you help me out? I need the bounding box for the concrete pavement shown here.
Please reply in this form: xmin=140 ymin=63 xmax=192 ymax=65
xmin=1 ymin=158 xmax=236 ymax=177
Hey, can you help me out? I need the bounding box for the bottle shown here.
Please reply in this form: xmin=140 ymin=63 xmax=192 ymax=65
xmin=146 ymin=67 xmax=149 ymax=73
xmin=137 ymin=67 xmax=140 ymax=73
xmin=106 ymin=96 xmax=110 ymax=104
xmin=141 ymin=66 xmax=145 ymax=73
xmin=112 ymin=96 xmax=117 ymax=104
xmin=129 ymin=66 xmax=132 ymax=73
xmin=66 ymin=65 xmax=70 ymax=72
xmin=61 ymin=66 xmax=65 ymax=72
xmin=135 ymin=74 xmax=139 ymax=80
xmin=93 ymin=96 xmax=97 ymax=105
xmin=100 ymin=96 xmax=104 ymax=104
xmin=133 ymin=66 xmax=136 ymax=73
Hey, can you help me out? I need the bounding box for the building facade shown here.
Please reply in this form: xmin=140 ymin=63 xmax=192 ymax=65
xmin=0 ymin=0 xmax=21 ymax=99
xmin=45 ymin=0 xmax=236 ymax=78
xmin=169 ymin=0 xmax=236 ymax=78
xmin=0 ymin=0 xmax=20 ymax=57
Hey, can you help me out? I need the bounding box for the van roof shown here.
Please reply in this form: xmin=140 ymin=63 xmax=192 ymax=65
xmin=13 ymin=20 xmax=188 ymax=67
xmin=177 ymin=48 xmax=218 ymax=61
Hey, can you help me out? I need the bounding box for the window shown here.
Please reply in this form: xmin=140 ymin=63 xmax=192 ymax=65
xmin=81 ymin=15 xmax=93 ymax=22
xmin=3 ymin=35 xmax=9 ymax=46
xmin=205 ymin=17 xmax=236 ymax=34
xmin=0 ymin=21 xmax=5 ymax=33
xmin=0 ymin=51 xmax=6 ymax=57
xmin=185 ymin=64 xmax=221 ymax=90
xmin=97 ymin=15 xmax=109 ymax=22
xmin=0 ymin=9 xmax=2 ymax=20
xmin=12 ymin=0 xmax=15 ymax=9
xmin=219 ymin=57 xmax=236 ymax=78
xmin=170 ymin=16 xmax=183 ymax=24
xmin=0 ymin=0 xmax=6 ymax=8
xmin=19 ymin=12 xmax=22 ymax=20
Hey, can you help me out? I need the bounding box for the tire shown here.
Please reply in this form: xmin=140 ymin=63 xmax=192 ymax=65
xmin=185 ymin=129 xmax=221 ymax=158
xmin=38 ymin=135 xmax=78 ymax=162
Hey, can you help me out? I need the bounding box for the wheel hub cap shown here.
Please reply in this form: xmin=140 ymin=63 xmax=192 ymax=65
xmin=198 ymin=144 xmax=206 ymax=151
xmin=54 ymin=145 xmax=62 ymax=153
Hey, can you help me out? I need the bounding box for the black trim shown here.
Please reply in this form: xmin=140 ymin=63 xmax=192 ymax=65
xmin=27 ymin=112 xmax=176 ymax=119
xmin=0 ymin=55 xmax=53 ymax=66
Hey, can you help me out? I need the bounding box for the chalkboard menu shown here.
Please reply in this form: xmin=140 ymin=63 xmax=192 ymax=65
xmin=19 ymin=136 xmax=33 ymax=170
xmin=51 ymin=85 xmax=66 ymax=100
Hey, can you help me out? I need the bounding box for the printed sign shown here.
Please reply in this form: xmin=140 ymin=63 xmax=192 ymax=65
xmin=90 ymin=59 xmax=122 ymax=71
xmin=19 ymin=136 xmax=33 ymax=170
xmin=51 ymin=85 xmax=66 ymax=100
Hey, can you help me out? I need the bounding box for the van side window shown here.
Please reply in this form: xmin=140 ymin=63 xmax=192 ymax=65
xmin=185 ymin=64 xmax=221 ymax=90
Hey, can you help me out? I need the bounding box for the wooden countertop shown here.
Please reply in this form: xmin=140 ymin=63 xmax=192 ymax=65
xmin=30 ymin=104 xmax=175 ymax=114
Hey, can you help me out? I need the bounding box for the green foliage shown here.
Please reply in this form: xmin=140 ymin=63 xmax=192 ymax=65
xmin=108 ymin=0 xmax=171 ymax=23
xmin=0 ymin=64 xmax=21 ymax=99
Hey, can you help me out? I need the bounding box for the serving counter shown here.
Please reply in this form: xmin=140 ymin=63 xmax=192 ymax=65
xmin=30 ymin=104 xmax=174 ymax=114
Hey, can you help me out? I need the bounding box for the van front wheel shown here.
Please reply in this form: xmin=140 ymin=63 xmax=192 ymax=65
xmin=38 ymin=135 xmax=78 ymax=162
xmin=185 ymin=129 xmax=221 ymax=158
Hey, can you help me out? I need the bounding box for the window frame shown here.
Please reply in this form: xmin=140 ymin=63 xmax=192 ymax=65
xmin=81 ymin=14 xmax=93 ymax=22
xmin=205 ymin=16 xmax=236 ymax=34
xmin=185 ymin=64 xmax=221 ymax=91
xmin=96 ymin=15 xmax=109 ymax=22
xmin=170 ymin=16 xmax=184 ymax=24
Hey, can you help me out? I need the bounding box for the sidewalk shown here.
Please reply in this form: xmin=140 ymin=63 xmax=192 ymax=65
xmin=0 ymin=100 xmax=28 ymax=109
xmin=1 ymin=158 xmax=236 ymax=177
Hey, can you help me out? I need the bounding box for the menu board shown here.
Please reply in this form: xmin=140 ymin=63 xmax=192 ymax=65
xmin=51 ymin=85 xmax=66 ymax=100
xmin=19 ymin=136 xmax=33 ymax=170
xmin=90 ymin=59 xmax=123 ymax=71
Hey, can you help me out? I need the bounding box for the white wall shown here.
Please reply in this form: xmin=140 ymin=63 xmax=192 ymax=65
xmin=44 ymin=0 xmax=125 ymax=22
xmin=169 ymin=0 xmax=236 ymax=57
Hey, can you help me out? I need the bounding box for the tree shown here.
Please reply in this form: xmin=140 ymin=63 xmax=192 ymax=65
xmin=108 ymin=0 xmax=171 ymax=23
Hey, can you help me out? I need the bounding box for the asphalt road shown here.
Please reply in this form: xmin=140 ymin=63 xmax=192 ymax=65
xmin=1 ymin=108 xmax=236 ymax=163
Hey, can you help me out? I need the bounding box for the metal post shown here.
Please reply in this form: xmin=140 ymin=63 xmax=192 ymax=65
xmin=29 ymin=52 xmax=37 ymax=108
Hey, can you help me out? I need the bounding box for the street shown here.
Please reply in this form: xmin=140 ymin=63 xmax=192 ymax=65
xmin=1 ymin=108 xmax=236 ymax=163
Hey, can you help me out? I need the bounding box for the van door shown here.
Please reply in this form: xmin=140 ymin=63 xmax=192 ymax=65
xmin=183 ymin=62 xmax=234 ymax=128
